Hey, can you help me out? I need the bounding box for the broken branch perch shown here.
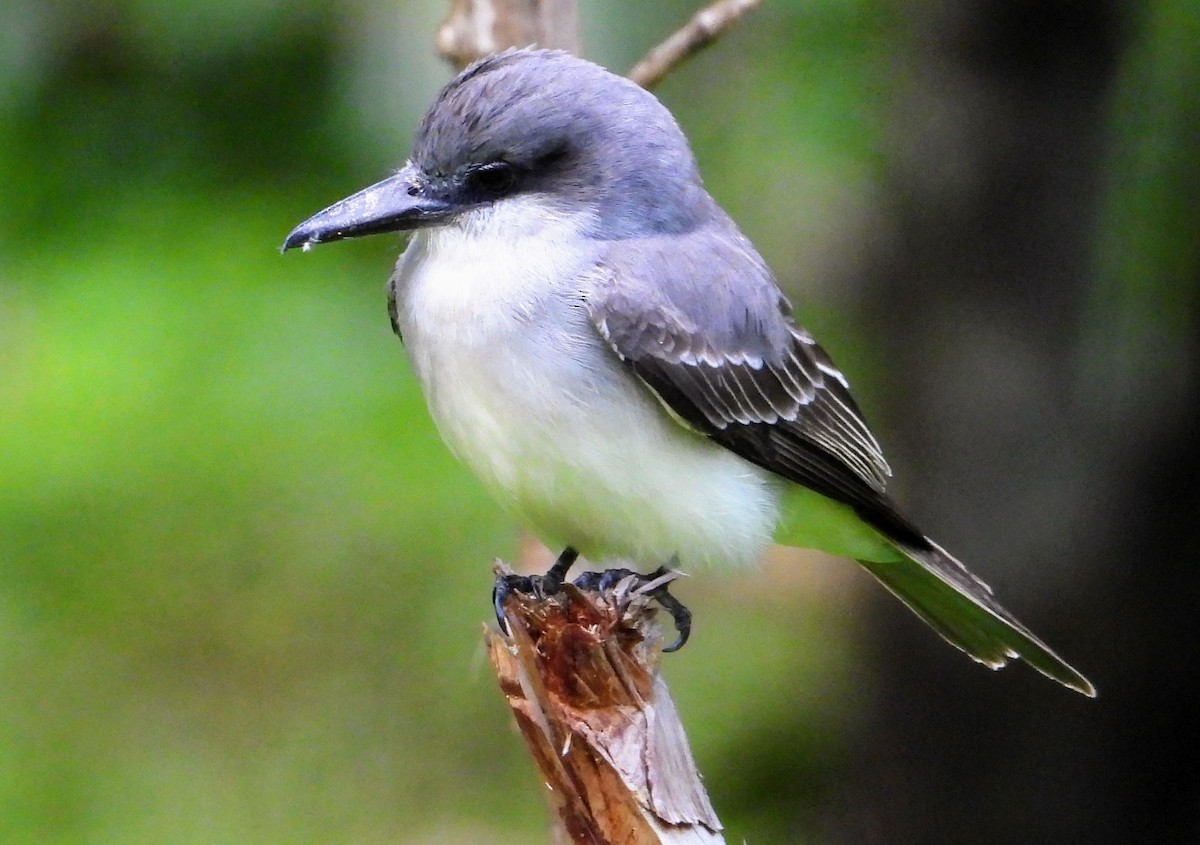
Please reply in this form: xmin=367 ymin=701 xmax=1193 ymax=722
xmin=487 ymin=561 xmax=725 ymax=844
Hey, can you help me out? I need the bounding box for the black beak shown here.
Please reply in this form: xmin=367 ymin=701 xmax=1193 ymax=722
xmin=281 ymin=165 xmax=454 ymax=252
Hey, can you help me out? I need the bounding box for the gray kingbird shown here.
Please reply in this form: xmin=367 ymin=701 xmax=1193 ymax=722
xmin=283 ymin=48 xmax=1093 ymax=696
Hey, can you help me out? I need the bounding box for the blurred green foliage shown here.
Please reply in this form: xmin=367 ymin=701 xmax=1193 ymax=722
xmin=0 ymin=2 xmax=891 ymax=842
xmin=2 ymin=0 xmax=1194 ymax=842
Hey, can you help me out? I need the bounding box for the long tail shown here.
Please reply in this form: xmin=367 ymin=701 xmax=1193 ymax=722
xmin=857 ymin=540 xmax=1095 ymax=697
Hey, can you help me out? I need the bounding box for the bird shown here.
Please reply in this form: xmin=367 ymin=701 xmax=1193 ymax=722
xmin=283 ymin=48 xmax=1094 ymax=696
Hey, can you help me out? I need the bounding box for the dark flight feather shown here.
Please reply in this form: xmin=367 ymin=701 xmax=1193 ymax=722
xmin=587 ymin=222 xmax=927 ymax=549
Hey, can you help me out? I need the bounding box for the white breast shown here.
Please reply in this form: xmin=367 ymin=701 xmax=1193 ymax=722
xmin=391 ymin=197 xmax=781 ymax=569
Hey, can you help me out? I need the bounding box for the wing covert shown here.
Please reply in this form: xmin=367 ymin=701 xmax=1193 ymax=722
xmin=585 ymin=226 xmax=924 ymax=547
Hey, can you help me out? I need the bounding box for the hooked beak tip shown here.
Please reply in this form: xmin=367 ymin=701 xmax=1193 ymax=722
xmin=280 ymin=227 xmax=318 ymax=254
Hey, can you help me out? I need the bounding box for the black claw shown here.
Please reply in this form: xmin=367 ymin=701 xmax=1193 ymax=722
xmin=632 ymin=565 xmax=691 ymax=652
xmin=491 ymin=577 xmax=520 ymax=635
xmin=647 ymin=583 xmax=692 ymax=653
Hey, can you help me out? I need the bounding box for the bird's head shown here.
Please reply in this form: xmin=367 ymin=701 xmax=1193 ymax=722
xmin=282 ymin=48 xmax=709 ymax=253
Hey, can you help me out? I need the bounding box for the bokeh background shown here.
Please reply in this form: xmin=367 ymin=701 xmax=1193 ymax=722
xmin=2 ymin=0 xmax=1196 ymax=842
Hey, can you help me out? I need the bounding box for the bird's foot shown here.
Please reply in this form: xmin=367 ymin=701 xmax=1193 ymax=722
xmin=492 ymin=546 xmax=579 ymax=623
xmin=571 ymin=563 xmax=692 ymax=652
xmin=493 ymin=549 xmax=692 ymax=653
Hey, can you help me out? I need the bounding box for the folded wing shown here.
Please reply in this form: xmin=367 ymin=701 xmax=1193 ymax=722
xmin=585 ymin=223 xmax=1095 ymax=695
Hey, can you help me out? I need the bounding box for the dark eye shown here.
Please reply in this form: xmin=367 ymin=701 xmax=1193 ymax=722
xmin=534 ymin=142 xmax=569 ymax=169
xmin=468 ymin=161 xmax=517 ymax=197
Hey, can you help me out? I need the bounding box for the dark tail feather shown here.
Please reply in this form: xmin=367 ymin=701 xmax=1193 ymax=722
xmin=857 ymin=540 xmax=1095 ymax=697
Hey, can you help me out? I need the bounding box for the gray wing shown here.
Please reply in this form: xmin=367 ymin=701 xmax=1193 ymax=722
xmin=586 ymin=224 xmax=924 ymax=547
xmin=586 ymin=225 xmax=1095 ymax=695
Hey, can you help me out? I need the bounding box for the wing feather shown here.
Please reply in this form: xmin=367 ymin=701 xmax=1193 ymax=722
xmin=585 ymin=228 xmax=922 ymax=546
xmin=582 ymin=226 xmax=1094 ymax=694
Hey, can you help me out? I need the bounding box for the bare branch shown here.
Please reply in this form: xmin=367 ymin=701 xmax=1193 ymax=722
xmin=436 ymin=0 xmax=580 ymax=70
xmin=488 ymin=562 xmax=725 ymax=844
xmin=627 ymin=0 xmax=763 ymax=90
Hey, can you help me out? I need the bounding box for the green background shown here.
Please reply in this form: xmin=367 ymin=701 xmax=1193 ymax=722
xmin=2 ymin=1 xmax=1196 ymax=842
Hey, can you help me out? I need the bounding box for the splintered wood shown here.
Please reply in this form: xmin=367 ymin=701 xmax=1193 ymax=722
xmin=487 ymin=563 xmax=724 ymax=845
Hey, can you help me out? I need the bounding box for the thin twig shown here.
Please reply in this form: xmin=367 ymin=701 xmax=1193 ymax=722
xmin=628 ymin=0 xmax=763 ymax=90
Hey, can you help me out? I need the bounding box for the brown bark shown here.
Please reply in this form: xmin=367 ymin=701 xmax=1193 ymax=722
xmin=488 ymin=564 xmax=724 ymax=845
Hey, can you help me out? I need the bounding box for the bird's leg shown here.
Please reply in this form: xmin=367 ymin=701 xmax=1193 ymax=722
xmin=492 ymin=546 xmax=579 ymax=631
xmin=572 ymin=562 xmax=692 ymax=653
